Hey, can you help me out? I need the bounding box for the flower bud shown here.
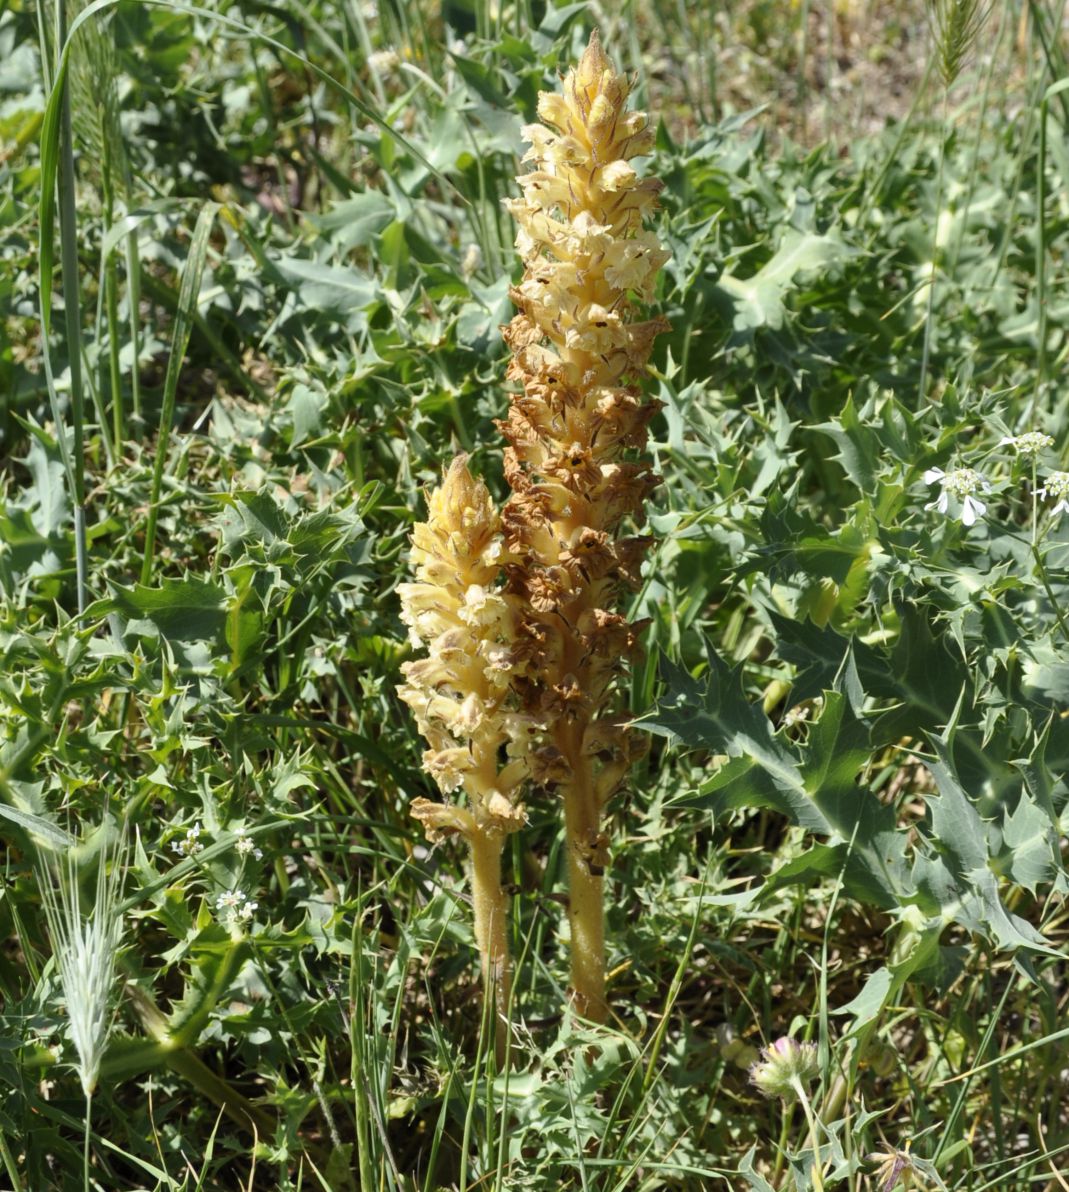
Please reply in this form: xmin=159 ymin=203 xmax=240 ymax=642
xmin=749 ymin=1037 xmax=821 ymax=1101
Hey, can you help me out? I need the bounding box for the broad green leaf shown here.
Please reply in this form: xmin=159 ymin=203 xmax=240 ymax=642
xmin=762 ymin=842 xmax=849 ymax=894
xmin=995 ymin=793 xmax=1057 ymax=894
xmin=217 ymin=492 xmax=288 ymax=552
xmin=871 ymin=605 xmax=974 ymax=746
xmin=225 ymin=596 xmax=264 ymax=678
xmin=803 ymin=692 xmax=909 ymax=907
xmin=717 ymin=228 xmax=854 ymax=330
xmin=646 ymin=646 xmax=806 ymax=808
xmin=659 ymin=645 xmax=909 ymax=906
xmin=19 ymin=420 xmax=69 ymax=537
xmin=273 ymin=258 xmax=378 ymax=317
xmin=215 ymin=494 xmax=365 ymax=587
xmin=286 ymin=382 xmax=328 ymax=447
xmin=0 ymin=507 xmax=67 ymax=592
xmin=457 ymin=276 xmax=512 ymax=353
xmin=98 ymin=577 xmax=228 ymax=643
xmin=1020 ymin=639 xmax=1069 ymax=704
xmin=921 ymin=739 xmax=1060 ymax=955
xmin=533 ymin=0 xmax=589 ymax=44
xmin=100 ymin=199 xmax=187 ymax=257
xmin=1013 ymin=720 xmax=1067 ymax=828
xmin=315 ymin=191 xmax=397 ymax=249
xmin=99 ymin=1035 xmax=171 ymax=1082
xmin=113 ymin=4 xmax=194 ymax=82
xmin=0 ymin=803 xmax=74 ymax=849
xmin=831 ymin=966 xmax=892 ymax=1033
xmin=738 ymin=1147 xmax=777 ymax=1192
xmin=813 ymin=394 xmax=879 ymax=493
xmin=763 ymin=610 xmax=889 ymax=705
xmin=690 ymin=753 xmax=826 ymax=833
xmin=926 ymin=746 xmax=990 ymax=873
xmin=166 ymin=936 xmax=249 ymax=1049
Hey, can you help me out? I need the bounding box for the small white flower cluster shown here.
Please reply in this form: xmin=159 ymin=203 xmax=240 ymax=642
xmin=172 ymin=822 xmax=266 ymax=862
xmin=216 ymin=889 xmax=257 ymax=927
xmin=1039 ymin=471 xmax=1069 ymax=516
xmin=460 ymin=243 xmax=482 ymax=280
xmin=235 ymin=829 xmax=263 ymax=861
xmin=924 ymin=467 xmax=990 ymax=526
xmin=171 ymin=822 xmax=204 ymax=858
xmin=1000 ymin=432 xmax=1054 ymax=454
xmin=367 ymin=49 xmax=400 ymax=76
xmin=925 ymin=441 xmax=1069 ymax=528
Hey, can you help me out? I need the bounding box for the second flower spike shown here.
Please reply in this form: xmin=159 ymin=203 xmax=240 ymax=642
xmin=398 ymin=457 xmax=535 ymax=1062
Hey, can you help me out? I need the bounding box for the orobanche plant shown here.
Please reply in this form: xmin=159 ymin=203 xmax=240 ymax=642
xmin=398 ymin=459 xmax=532 ymax=1060
xmin=500 ymin=31 xmax=669 ymax=1021
xmin=399 ymin=30 xmax=668 ymax=1039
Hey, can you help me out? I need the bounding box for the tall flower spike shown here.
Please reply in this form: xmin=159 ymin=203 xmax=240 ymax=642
xmin=398 ymin=457 xmax=531 ymax=1061
xmin=500 ymin=31 xmax=670 ymax=1020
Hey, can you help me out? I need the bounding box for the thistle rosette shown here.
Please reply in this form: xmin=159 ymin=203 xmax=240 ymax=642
xmin=500 ymin=31 xmax=670 ymax=1020
xmin=398 ymin=456 xmax=533 ymax=1059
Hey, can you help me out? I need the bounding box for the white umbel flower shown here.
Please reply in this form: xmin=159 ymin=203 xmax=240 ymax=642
xmin=999 ymin=432 xmax=1054 ymax=454
xmin=235 ymin=829 xmax=263 ymax=860
xmin=367 ymin=50 xmax=399 ymax=76
xmin=924 ymin=466 xmax=991 ymax=526
xmin=1038 ymin=470 xmax=1069 ymax=515
xmin=171 ymin=821 xmax=204 ymax=857
xmin=216 ymin=889 xmax=257 ymax=926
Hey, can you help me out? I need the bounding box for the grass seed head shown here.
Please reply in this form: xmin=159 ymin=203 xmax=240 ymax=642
xmin=927 ymin=0 xmax=995 ymax=86
xmin=39 ymin=830 xmax=128 ymax=1098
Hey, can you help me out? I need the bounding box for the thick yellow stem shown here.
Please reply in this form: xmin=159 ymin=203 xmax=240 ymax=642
xmin=563 ymin=786 xmax=606 ymax=1022
xmin=559 ymin=730 xmax=607 ymax=1022
xmin=469 ymin=830 xmax=511 ymax=1063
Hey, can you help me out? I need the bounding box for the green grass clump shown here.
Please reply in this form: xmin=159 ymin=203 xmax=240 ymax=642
xmin=0 ymin=0 xmax=1067 ymax=1188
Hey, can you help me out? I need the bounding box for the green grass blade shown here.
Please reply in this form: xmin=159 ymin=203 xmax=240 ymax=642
xmin=139 ymin=201 xmax=218 ymax=586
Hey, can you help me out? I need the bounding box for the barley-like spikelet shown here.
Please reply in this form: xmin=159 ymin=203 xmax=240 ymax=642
xmin=39 ymin=830 xmax=127 ymax=1098
xmin=927 ymin=0 xmax=994 ymax=86
xmin=500 ymin=31 xmax=670 ymax=1020
xmin=398 ymin=456 xmax=533 ymax=1059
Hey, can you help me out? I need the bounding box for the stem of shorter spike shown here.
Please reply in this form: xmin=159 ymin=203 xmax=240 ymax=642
xmin=469 ymin=830 xmax=511 ymax=1064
